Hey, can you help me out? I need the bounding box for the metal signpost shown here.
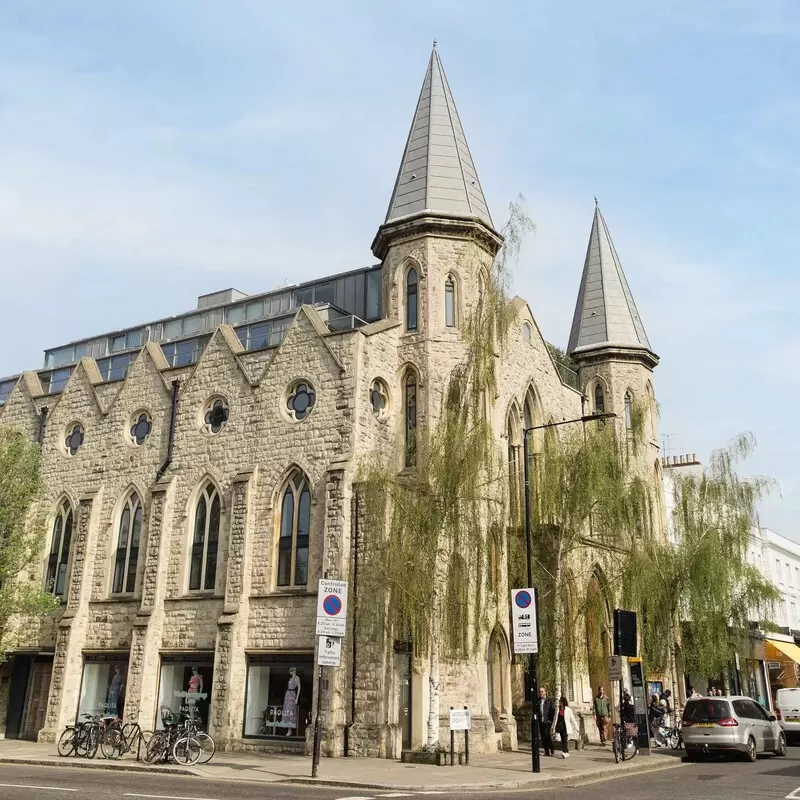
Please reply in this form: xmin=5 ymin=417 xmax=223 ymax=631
xmin=312 ymin=579 xmax=348 ymax=778
xmin=511 ymin=587 xmax=539 ymax=772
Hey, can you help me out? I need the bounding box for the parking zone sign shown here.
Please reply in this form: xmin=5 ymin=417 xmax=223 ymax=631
xmin=316 ymin=579 xmax=348 ymax=637
xmin=511 ymin=588 xmax=538 ymax=654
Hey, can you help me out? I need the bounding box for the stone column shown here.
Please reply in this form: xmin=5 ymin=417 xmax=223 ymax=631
xmin=39 ymin=491 xmax=101 ymax=742
xmin=212 ymin=469 xmax=255 ymax=748
xmin=124 ymin=478 xmax=174 ymax=731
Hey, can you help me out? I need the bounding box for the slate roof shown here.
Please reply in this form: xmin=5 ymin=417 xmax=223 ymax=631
xmin=384 ymin=45 xmax=492 ymax=226
xmin=567 ymin=204 xmax=652 ymax=355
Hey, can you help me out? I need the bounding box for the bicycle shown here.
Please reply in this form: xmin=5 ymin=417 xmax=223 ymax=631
xmin=57 ymin=715 xmax=94 ymax=758
xmin=612 ymin=722 xmax=639 ymax=763
xmin=144 ymin=709 xmax=201 ymax=766
xmin=57 ymin=714 xmax=115 ymax=759
xmin=100 ymin=712 xmax=153 ymax=760
xmin=661 ymin=717 xmax=682 ymax=750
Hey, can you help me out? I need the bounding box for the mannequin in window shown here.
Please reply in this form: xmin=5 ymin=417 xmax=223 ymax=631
xmin=187 ymin=667 xmax=203 ymax=720
xmin=106 ymin=665 xmax=125 ymax=717
xmin=282 ymin=667 xmax=301 ymax=736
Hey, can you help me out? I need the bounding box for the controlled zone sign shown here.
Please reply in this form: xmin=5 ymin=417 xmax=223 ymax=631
xmin=316 ymin=579 xmax=348 ymax=637
xmin=511 ymin=587 xmax=538 ymax=654
xmin=318 ymin=635 xmax=342 ymax=667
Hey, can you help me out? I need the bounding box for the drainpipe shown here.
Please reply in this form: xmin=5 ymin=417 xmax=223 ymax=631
xmin=155 ymin=380 xmax=180 ymax=483
xmin=344 ymin=488 xmax=361 ymax=756
xmin=37 ymin=406 xmax=48 ymax=444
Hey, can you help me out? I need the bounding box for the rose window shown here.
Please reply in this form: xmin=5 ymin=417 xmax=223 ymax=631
xmin=203 ymin=397 xmax=230 ymax=434
xmin=65 ymin=423 xmax=84 ymax=456
xmin=130 ymin=412 xmax=152 ymax=446
xmin=370 ymin=380 xmax=388 ymax=418
xmin=287 ymin=382 xmax=316 ymax=421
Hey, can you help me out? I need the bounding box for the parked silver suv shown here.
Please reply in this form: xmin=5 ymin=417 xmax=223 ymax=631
xmin=682 ymin=696 xmax=787 ymax=762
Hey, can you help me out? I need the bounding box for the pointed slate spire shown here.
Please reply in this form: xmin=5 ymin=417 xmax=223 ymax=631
xmin=383 ymin=44 xmax=492 ymax=226
xmin=568 ymin=204 xmax=654 ymax=357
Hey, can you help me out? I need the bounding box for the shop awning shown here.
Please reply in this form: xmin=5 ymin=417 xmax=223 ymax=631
xmin=766 ymin=638 xmax=800 ymax=664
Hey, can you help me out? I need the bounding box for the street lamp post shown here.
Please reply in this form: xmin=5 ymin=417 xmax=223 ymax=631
xmin=521 ymin=412 xmax=616 ymax=773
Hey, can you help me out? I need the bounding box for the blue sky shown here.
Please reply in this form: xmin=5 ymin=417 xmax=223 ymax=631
xmin=0 ymin=1 xmax=798 ymax=534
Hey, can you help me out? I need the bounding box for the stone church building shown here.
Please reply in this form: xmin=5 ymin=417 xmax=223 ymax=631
xmin=0 ymin=46 xmax=661 ymax=756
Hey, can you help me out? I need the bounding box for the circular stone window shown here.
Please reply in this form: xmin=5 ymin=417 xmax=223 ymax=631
xmin=287 ymin=381 xmax=316 ymax=421
xmin=203 ymin=397 xmax=230 ymax=435
xmin=369 ymin=379 xmax=388 ymax=419
xmin=64 ymin=422 xmax=84 ymax=456
xmin=129 ymin=411 xmax=152 ymax=446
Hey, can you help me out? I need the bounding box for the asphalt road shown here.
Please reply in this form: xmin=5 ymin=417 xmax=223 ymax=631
xmin=3 ymin=751 xmax=800 ymax=800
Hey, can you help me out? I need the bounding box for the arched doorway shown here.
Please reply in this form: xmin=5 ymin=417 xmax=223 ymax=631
xmin=487 ymin=626 xmax=510 ymax=733
xmin=585 ymin=573 xmax=611 ymax=704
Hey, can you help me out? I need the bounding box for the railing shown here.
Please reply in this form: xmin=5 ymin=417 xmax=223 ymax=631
xmin=553 ymin=360 xmax=580 ymax=390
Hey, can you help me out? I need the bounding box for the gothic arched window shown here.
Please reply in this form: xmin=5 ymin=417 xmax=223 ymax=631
xmin=406 ymin=268 xmax=418 ymax=332
xmin=189 ymin=483 xmax=220 ymax=591
xmin=404 ymin=370 xmax=417 ymax=468
xmin=624 ymin=391 xmax=633 ymax=431
xmin=594 ymin=383 xmax=605 ymax=415
xmin=444 ymin=276 xmax=456 ymax=328
xmin=113 ymin=493 xmax=142 ymax=594
xmin=277 ymin=471 xmax=311 ymax=588
xmin=47 ymin=501 xmax=73 ymax=598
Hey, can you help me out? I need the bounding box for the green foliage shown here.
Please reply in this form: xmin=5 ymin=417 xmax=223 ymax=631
xmin=0 ymin=428 xmax=58 ymax=663
xmin=625 ymin=433 xmax=779 ymax=677
xmin=358 ymin=198 xmax=533 ymax=662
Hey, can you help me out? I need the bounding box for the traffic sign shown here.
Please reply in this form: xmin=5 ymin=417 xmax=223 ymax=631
xmin=511 ymin=587 xmax=538 ymax=654
xmin=318 ymin=635 xmax=342 ymax=667
xmin=449 ymin=708 xmax=471 ymax=731
xmin=608 ymin=655 xmax=623 ymax=681
xmin=316 ymin=579 xmax=348 ymax=637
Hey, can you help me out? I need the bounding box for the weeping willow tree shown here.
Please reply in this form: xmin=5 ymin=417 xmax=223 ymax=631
xmin=625 ymin=433 xmax=779 ymax=679
xmin=510 ymin=401 xmax=654 ymax=695
xmin=359 ymin=200 xmax=533 ymax=750
xmin=513 ymin=404 xmax=779 ymax=695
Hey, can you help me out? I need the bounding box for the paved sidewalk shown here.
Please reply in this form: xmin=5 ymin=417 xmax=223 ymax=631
xmin=0 ymin=739 xmax=686 ymax=791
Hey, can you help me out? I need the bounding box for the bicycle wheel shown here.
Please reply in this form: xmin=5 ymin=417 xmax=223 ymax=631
xmin=172 ymin=735 xmax=201 ymax=766
xmin=626 ymin=739 xmax=638 ymax=760
xmin=74 ymin=727 xmax=90 ymax=757
xmin=144 ymin=732 xmax=168 ymax=764
xmin=195 ymin=732 xmax=215 ymax=765
xmin=612 ymin=733 xmax=620 ymax=763
xmin=57 ymin=728 xmax=76 ymax=757
xmin=84 ymin=724 xmax=100 ymax=759
xmin=101 ymin=728 xmax=124 ymax=760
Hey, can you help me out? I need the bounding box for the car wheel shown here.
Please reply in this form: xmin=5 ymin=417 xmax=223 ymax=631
xmin=745 ymin=736 xmax=757 ymax=763
xmin=775 ymin=733 xmax=787 ymax=757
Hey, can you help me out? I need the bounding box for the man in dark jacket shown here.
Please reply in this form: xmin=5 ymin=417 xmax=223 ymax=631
xmin=537 ymin=686 xmax=555 ymax=756
xmin=621 ymin=691 xmax=636 ymax=723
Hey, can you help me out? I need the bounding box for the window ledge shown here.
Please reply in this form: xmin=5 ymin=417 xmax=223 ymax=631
xmin=168 ymin=591 xmax=221 ymax=602
xmin=252 ymin=588 xmax=315 ymax=599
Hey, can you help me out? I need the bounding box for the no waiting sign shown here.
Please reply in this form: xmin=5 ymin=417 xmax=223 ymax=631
xmin=510 ymin=587 xmax=538 ymax=654
xmin=316 ymin=579 xmax=348 ymax=637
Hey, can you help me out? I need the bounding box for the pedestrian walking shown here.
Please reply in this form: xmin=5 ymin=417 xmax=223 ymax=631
xmin=660 ymin=689 xmax=673 ymax=730
xmin=551 ymin=696 xmax=579 ymax=759
xmin=537 ymin=686 xmax=555 ymax=757
xmin=648 ymin=694 xmax=665 ymax=747
xmin=594 ymin=685 xmax=611 ymax=745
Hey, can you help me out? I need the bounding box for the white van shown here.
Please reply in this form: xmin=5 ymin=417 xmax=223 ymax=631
xmin=775 ymin=688 xmax=800 ymax=741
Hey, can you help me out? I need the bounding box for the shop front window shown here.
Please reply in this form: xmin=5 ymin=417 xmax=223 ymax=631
xmin=157 ymin=660 xmax=214 ymax=729
xmin=244 ymin=655 xmax=313 ymax=739
xmin=78 ymin=657 xmax=129 ymax=719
